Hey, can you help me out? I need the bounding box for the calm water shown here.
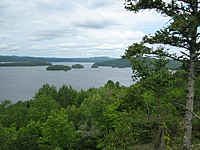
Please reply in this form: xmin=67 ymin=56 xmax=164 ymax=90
xmin=0 ymin=62 xmax=133 ymax=102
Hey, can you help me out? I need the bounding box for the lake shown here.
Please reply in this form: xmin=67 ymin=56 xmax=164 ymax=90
xmin=0 ymin=62 xmax=133 ymax=103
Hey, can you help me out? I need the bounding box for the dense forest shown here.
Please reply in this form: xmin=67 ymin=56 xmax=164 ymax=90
xmin=0 ymin=69 xmax=200 ymax=149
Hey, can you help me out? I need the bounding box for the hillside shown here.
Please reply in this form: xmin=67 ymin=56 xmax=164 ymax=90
xmin=0 ymin=56 xmax=115 ymax=63
xmin=93 ymin=58 xmax=182 ymax=69
xmin=94 ymin=59 xmax=131 ymax=68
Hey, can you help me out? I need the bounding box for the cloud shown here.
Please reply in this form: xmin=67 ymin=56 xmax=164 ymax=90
xmin=72 ymin=19 xmax=119 ymax=29
xmin=0 ymin=43 xmax=8 ymax=49
xmin=0 ymin=0 xmax=171 ymax=58
xmin=0 ymin=2 xmax=8 ymax=11
xmin=30 ymin=27 xmax=78 ymax=41
xmin=84 ymin=0 xmax=114 ymax=9
xmin=88 ymin=30 xmax=145 ymax=42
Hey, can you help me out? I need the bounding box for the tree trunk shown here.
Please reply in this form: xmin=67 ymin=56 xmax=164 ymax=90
xmin=183 ymin=58 xmax=195 ymax=150
xmin=160 ymin=126 xmax=166 ymax=150
xmin=155 ymin=95 xmax=165 ymax=150
xmin=154 ymin=126 xmax=165 ymax=150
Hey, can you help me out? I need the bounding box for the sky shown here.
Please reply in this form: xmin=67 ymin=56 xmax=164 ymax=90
xmin=0 ymin=0 xmax=170 ymax=58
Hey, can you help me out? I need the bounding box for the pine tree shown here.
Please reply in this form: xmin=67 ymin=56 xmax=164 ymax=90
xmin=124 ymin=0 xmax=200 ymax=149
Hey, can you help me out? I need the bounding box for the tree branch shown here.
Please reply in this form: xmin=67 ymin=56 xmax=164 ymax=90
xmin=173 ymin=102 xmax=200 ymax=120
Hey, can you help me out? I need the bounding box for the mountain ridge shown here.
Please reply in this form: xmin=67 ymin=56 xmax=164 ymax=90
xmin=0 ymin=55 xmax=116 ymax=63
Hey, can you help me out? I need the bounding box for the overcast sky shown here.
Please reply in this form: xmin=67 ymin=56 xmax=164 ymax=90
xmin=0 ymin=0 xmax=170 ymax=58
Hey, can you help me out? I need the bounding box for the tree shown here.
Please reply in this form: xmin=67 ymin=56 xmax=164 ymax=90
xmin=39 ymin=109 xmax=77 ymax=149
xmin=15 ymin=121 xmax=42 ymax=150
xmin=56 ymin=85 xmax=79 ymax=108
xmin=29 ymin=94 xmax=59 ymax=122
xmin=124 ymin=0 xmax=200 ymax=149
xmin=124 ymin=45 xmax=174 ymax=149
xmin=34 ymin=84 xmax=58 ymax=100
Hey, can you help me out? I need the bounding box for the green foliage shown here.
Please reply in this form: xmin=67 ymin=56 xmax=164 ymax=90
xmin=0 ymin=74 xmax=199 ymax=149
xmin=34 ymin=84 xmax=58 ymax=100
xmin=124 ymin=1 xmax=200 ymax=148
xmin=0 ymin=126 xmax=17 ymax=149
xmin=56 ymin=85 xmax=80 ymax=108
xmin=29 ymin=95 xmax=59 ymax=122
xmin=15 ymin=121 xmax=41 ymax=150
xmin=1 ymin=102 xmax=29 ymax=129
xmin=39 ymin=109 xmax=77 ymax=149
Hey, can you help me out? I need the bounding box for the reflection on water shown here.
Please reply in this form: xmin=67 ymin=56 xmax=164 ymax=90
xmin=0 ymin=62 xmax=133 ymax=102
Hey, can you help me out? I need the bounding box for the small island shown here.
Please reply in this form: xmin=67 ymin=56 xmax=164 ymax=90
xmin=71 ymin=64 xmax=84 ymax=69
xmin=46 ymin=65 xmax=71 ymax=71
xmin=0 ymin=62 xmax=52 ymax=67
xmin=91 ymin=64 xmax=99 ymax=68
xmin=93 ymin=59 xmax=131 ymax=68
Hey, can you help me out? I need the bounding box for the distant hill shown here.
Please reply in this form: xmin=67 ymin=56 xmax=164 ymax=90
xmin=94 ymin=59 xmax=131 ymax=68
xmin=93 ymin=58 xmax=182 ymax=69
xmin=0 ymin=56 xmax=115 ymax=63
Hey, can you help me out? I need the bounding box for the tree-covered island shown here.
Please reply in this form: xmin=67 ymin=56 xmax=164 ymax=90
xmin=46 ymin=65 xmax=71 ymax=71
xmin=71 ymin=64 xmax=84 ymax=69
xmin=91 ymin=63 xmax=99 ymax=68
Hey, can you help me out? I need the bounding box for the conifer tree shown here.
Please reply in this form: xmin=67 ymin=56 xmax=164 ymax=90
xmin=124 ymin=0 xmax=200 ymax=149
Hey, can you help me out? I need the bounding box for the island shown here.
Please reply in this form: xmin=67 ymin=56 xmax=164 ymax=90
xmin=91 ymin=64 xmax=99 ymax=68
xmin=92 ymin=59 xmax=131 ymax=68
xmin=46 ymin=65 xmax=71 ymax=71
xmin=71 ymin=64 xmax=84 ymax=69
xmin=0 ymin=62 xmax=52 ymax=67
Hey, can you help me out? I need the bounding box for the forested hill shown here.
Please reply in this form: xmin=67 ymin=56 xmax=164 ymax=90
xmin=93 ymin=58 xmax=182 ymax=69
xmin=0 ymin=56 xmax=115 ymax=63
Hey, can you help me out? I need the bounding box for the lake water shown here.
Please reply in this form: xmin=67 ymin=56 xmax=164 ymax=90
xmin=0 ymin=62 xmax=133 ymax=102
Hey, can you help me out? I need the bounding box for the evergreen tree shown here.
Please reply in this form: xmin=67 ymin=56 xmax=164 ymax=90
xmin=124 ymin=1 xmax=200 ymax=149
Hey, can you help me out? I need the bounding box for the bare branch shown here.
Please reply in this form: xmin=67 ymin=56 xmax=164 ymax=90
xmin=173 ymin=102 xmax=200 ymax=120
xmin=180 ymin=51 xmax=190 ymax=57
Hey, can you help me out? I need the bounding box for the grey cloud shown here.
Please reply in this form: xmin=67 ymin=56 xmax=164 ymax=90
xmin=0 ymin=1 xmax=9 ymax=11
xmin=85 ymin=0 xmax=113 ymax=9
xmin=72 ymin=19 xmax=119 ymax=29
xmin=30 ymin=28 xmax=78 ymax=41
xmin=0 ymin=0 xmax=167 ymax=58
xmin=32 ymin=0 xmax=85 ymax=12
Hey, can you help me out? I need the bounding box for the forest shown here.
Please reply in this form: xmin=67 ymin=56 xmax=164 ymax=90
xmin=0 ymin=68 xmax=200 ymax=149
